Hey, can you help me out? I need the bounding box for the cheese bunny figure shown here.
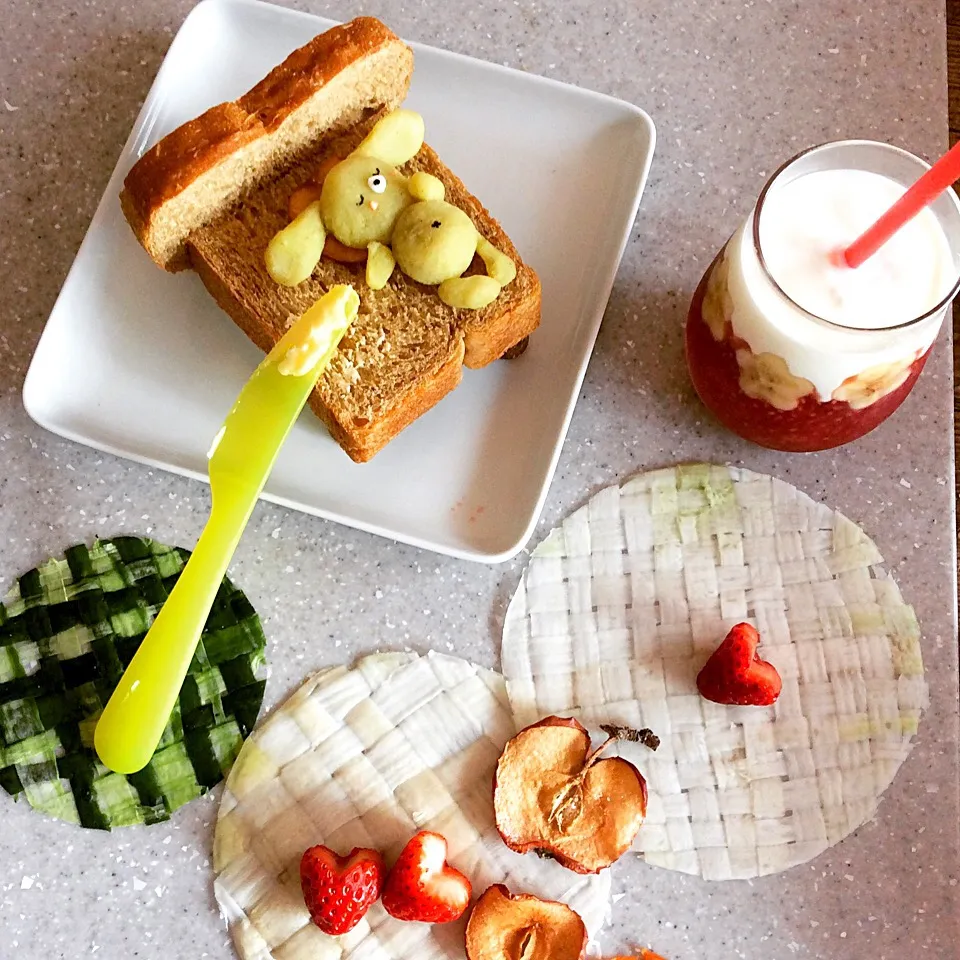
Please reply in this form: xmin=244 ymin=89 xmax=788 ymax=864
xmin=389 ymin=186 xmax=517 ymax=309
xmin=265 ymin=110 xmax=421 ymax=287
xmin=265 ymin=109 xmax=516 ymax=308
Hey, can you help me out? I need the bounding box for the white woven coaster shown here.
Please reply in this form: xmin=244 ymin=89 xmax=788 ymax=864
xmin=501 ymin=464 xmax=927 ymax=881
xmin=213 ymin=651 xmax=610 ymax=960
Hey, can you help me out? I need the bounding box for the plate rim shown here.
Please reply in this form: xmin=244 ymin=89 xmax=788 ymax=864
xmin=22 ymin=0 xmax=657 ymax=564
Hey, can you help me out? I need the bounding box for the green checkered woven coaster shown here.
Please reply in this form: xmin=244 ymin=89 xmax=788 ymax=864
xmin=0 ymin=536 xmax=268 ymax=829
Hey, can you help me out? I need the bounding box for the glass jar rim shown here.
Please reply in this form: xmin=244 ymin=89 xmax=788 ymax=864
xmin=751 ymin=139 xmax=960 ymax=334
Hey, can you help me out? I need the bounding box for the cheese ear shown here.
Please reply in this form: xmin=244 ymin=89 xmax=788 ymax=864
xmin=352 ymin=109 xmax=425 ymax=166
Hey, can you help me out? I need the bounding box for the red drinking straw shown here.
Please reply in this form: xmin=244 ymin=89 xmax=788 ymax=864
xmin=842 ymin=140 xmax=960 ymax=268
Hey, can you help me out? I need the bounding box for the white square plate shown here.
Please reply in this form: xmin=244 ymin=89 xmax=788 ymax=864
xmin=23 ymin=0 xmax=655 ymax=562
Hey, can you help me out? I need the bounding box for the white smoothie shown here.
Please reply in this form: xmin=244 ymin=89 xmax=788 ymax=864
xmin=758 ymin=169 xmax=954 ymax=330
xmin=722 ymin=167 xmax=958 ymax=400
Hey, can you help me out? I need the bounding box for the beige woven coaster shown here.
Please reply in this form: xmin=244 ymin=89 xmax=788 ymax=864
xmin=501 ymin=464 xmax=927 ymax=880
xmin=213 ymin=651 xmax=610 ymax=960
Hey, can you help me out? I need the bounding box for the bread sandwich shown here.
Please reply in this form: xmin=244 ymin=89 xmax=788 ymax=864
xmin=120 ymin=17 xmax=541 ymax=462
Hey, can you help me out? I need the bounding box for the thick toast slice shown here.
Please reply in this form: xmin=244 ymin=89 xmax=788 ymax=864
xmin=121 ymin=17 xmax=540 ymax=461
xmin=122 ymin=18 xmax=412 ymax=272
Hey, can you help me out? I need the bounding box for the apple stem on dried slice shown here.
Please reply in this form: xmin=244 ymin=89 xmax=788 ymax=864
xmin=549 ymin=724 xmax=659 ymax=834
xmin=597 ymin=724 xmax=660 ymax=752
xmin=494 ymin=717 xmax=657 ymax=874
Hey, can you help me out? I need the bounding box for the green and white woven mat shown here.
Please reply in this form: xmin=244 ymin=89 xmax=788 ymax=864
xmin=0 ymin=536 xmax=267 ymax=830
xmin=501 ymin=464 xmax=928 ymax=880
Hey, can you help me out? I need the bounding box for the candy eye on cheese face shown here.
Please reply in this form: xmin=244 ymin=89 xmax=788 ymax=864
xmin=213 ymin=652 xmax=611 ymax=960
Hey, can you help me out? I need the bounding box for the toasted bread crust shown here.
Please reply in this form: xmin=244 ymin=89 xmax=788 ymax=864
xmin=121 ymin=17 xmax=407 ymax=269
xmin=123 ymin=102 xmax=260 ymax=233
xmin=463 ymin=281 xmax=541 ymax=367
xmin=240 ymin=19 xmax=396 ymax=129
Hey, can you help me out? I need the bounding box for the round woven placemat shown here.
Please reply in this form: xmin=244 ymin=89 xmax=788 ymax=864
xmin=501 ymin=464 xmax=927 ymax=880
xmin=0 ymin=536 xmax=267 ymax=829
xmin=214 ymin=651 xmax=610 ymax=960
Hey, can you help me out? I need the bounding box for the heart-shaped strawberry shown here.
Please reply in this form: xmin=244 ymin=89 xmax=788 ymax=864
xmin=300 ymin=845 xmax=385 ymax=935
xmin=696 ymin=622 xmax=782 ymax=706
xmin=381 ymin=831 xmax=472 ymax=923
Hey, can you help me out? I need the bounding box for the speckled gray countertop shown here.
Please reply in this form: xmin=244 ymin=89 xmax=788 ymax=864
xmin=1 ymin=1 xmax=957 ymax=958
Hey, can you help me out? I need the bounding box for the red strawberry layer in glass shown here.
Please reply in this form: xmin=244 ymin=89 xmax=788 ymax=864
xmin=685 ymin=255 xmax=930 ymax=452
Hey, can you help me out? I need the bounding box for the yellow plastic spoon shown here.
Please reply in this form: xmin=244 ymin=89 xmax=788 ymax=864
xmin=94 ymin=285 xmax=359 ymax=775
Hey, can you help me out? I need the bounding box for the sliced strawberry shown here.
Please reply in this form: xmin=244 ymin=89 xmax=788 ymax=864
xmin=696 ymin=622 xmax=782 ymax=707
xmin=381 ymin=831 xmax=472 ymax=923
xmin=300 ymin=845 xmax=385 ymax=936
